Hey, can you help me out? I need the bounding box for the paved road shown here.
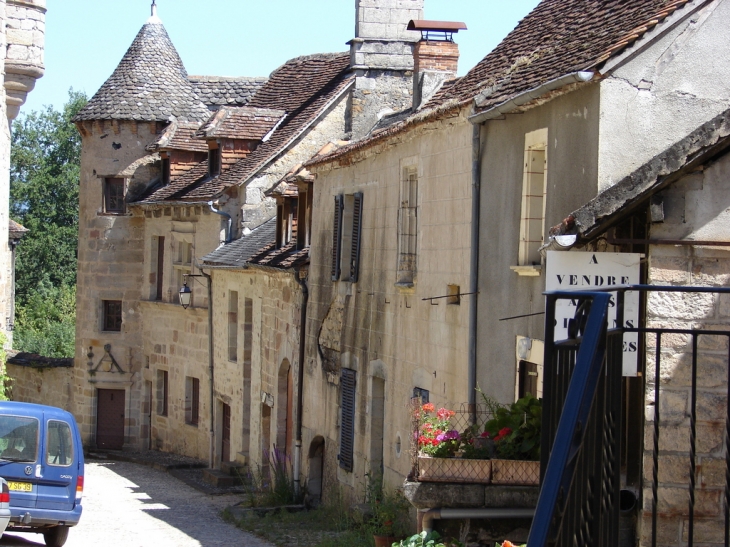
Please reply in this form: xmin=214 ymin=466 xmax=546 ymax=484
xmin=0 ymin=461 xmax=273 ymax=547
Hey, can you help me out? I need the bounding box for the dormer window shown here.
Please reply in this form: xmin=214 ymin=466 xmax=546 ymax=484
xmin=208 ymin=146 xmax=221 ymax=177
xmin=276 ymin=198 xmax=297 ymax=249
xmin=161 ymin=156 xmax=171 ymax=186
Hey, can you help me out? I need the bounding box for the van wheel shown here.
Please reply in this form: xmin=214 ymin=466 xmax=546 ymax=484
xmin=43 ymin=526 xmax=69 ymax=547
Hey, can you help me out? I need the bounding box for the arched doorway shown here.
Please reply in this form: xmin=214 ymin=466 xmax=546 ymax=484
xmin=308 ymin=437 xmax=325 ymax=506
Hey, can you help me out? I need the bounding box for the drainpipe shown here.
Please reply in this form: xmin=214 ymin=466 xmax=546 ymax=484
xmin=208 ymin=201 xmax=233 ymax=244
xmin=421 ymin=508 xmax=535 ymax=533
xmin=467 ymin=123 xmax=482 ymax=416
xmin=293 ymin=265 xmax=309 ymax=497
xmin=200 ymin=267 xmax=215 ymax=469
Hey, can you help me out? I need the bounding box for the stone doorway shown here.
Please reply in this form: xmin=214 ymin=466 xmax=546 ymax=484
xmin=96 ymin=389 xmax=125 ymax=450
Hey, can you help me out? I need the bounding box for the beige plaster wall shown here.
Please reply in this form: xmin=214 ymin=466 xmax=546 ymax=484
xmin=639 ymin=151 xmax=730 ymax=546
xmin=306 ymin=111 xmax=472 ymax=494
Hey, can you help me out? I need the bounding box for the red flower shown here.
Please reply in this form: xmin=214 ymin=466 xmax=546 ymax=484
xmin=422 ymin=403 xmax=435 ymax=413
xmin=493 ymin=427 xmax=512 ymax=442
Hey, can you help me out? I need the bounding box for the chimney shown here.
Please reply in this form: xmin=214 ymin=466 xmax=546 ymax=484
xmin=409 ymin=20 xmax=466 ymax=110
xmin=347 ymin=0 xmax=424 ymax=139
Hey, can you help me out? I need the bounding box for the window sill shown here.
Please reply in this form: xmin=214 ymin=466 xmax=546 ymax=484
xmin=510 ymin=265 xmax=542 ymax=277
xmin=98 ymin=212 xmax=129 ymax=217
xmin=185 ymin=422 xmax=198 ymax=428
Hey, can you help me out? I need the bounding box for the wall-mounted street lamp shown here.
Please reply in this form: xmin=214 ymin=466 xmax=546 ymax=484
xmin=178 ymin=274 xmax=206 ymax=309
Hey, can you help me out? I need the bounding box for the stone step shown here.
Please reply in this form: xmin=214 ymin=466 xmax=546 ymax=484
xmin=202 ymin=468 xmax=239 ymax=488
xmin=221 ymin=460 xmax=248 ymax=478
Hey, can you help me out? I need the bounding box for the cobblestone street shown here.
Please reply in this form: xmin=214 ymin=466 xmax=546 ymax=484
xmin=0 ymin=461 xmax=272 ymax=547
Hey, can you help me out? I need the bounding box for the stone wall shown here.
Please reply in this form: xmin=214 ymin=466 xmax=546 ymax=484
xmin=640 ymin=151 xmax=730 ymax=546
xmin=306 ymin=110 xmax=473 ymax=494
xmin=7 ymin=363 xmax=74 ymax=411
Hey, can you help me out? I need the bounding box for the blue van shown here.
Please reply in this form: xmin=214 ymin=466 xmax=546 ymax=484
xmin=0 ymin=402 xmax=83 ymax=547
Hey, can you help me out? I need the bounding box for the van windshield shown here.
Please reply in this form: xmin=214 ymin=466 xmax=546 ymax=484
xmin=0 ymin=415 xmax=39 ymax=462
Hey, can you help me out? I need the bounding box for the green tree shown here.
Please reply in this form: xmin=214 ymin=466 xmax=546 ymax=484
xmin=10 ymin=90 xmax=87 ymax=357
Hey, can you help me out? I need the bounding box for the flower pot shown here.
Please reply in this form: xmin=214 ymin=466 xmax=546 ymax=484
xmin=373 ymin=534 xmax=398 ymax=547
xmin=491 ymin=459 xmax=539 ymax=486
xmin=417 ymin=455 xmax=491 ymax=484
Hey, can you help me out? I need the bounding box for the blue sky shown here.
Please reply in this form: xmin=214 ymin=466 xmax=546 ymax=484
xmin=24 ymin=0 xmax=541 ymax=113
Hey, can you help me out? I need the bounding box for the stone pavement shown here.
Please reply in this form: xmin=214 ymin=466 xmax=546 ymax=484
xmin=0 ymin=457 xmax=271 ymax=547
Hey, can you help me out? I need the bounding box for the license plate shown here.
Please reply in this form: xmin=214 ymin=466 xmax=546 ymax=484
xmin=7 ymin=481 xmax=32 ymax=492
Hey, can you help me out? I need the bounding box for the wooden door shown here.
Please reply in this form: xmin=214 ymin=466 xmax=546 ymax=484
xmin=97 ymin=389 xmax=125 ymax=450
xmin=221 ymin=403 xmax=231 ymax=463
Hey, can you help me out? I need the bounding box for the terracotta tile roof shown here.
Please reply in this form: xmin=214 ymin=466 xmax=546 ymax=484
xmin=74 ymin=21 xmax=210 ymax=123
xmin=189 ymin=76 xmax=268 ymax=109
xmin=202 ymin=217 xmax=276 ymax=268
xmin=436 ymin=0 xmax=695 ymax=113
xmin=309 ymin=0 xmax=696 ymax=166
xmin=146 ymin=120 xmax=208 ymax=153
xmin=143 ymin=53 xmax=352 ymax=202
xmin=8 ymin=219 xmax=28 ymax=240
xmin=137 ymin=160 xmax=210 ymax=203
xmin=194 ymin=106 xmax=286 ymax=140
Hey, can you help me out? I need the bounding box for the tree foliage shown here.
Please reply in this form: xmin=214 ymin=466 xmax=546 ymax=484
xmin=10 ymin=90 xmax=87 ymax=357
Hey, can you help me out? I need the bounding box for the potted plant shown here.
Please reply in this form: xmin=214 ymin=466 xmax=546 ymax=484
xmin=483 ymin=394 xmax=542 ymax=485
xmin=365 ymin=474 xmax=409 ymax=546
xmin=396 ymin=531 xmax=464 ymax=546
xmin=416 ymin=403 xmax=492 ymax=484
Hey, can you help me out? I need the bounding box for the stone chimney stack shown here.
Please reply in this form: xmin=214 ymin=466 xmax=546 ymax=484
xmin=347 ymin=0 xmax=424 ymax=139
xmin=409 ymin=20 xmax=466 ymax=111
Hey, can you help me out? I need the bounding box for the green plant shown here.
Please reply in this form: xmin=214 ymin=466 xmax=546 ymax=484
xmin=459 ymin=423 xmax=494 ymax=460
xmin=365 ymin=472 xmax=410 ymax=537
xmin=395 ymin=531 xmax=464 ymax=547
xmin=242 ymin=447 xmax=304 ymax=507
xmin=0 ymin=333 xmax=9 ymax=400
xmin=483 ymin=393 xmax=542 ymax=461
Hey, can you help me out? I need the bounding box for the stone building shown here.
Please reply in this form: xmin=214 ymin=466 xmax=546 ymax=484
xmin=56 ymin=0 xmax=426 ymax=469
xmin=0 ymin=0 xmax=45 ymax=346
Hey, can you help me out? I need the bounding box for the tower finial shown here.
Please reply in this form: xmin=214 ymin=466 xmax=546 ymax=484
xmin=151 ymin=0 xmax=157 ymax=17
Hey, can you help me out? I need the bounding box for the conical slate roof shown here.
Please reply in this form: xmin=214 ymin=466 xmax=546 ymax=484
xmin=74 ymin=18 xmax=210 ymax=123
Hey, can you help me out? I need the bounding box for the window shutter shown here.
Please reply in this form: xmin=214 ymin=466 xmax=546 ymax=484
xmin=331 ymin=195 xmax=343 ymax=281
xmin=338 ymin=368 xmax=356 ymax=472
xmin=349 ymin=192 xmax=364 ymax=282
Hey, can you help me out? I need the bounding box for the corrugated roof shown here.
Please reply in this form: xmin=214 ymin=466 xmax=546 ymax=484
xmin=189 ymin=76 xmax=268 ymax=109
xmin=194 ymin=106 xmax=286 ymax=140
xmin=74 ymin=21 xmax=210 ymax=122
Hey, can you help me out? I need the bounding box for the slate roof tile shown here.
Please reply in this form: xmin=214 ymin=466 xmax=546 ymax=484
xmin=189 ymin=76 xmax=268 ymax=109
xmin=139 ymin=160 xmax=209 ymax=203
xmin=74 ymin=21 xmax=210 ymax=122
xmin=248 ymin=241 xmax=310 ymax=271
xmin=195 ymin=106 xmax=286 ymax=140
xmin=202 ymin=217 xmax=276 ymax=267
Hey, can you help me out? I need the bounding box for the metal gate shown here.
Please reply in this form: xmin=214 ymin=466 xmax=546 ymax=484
xmin=96 ymin=389 xmax=125 ymax=450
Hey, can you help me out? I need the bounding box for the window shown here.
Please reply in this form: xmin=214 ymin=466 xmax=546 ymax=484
xmin=331 ymin=193 xmax=363 ymax=282
xmin=243 ymin=298 xmax=253 ymax=369
xmin=397 ymin=167 xmax=418 ymax=284
xmin=104 ymin=177 xmax=126 ymax=214
xmin=338 ymin=368 xmax=356 ymax=472
xmin=46 ymin=420 xmax=74 ymax=466
xmin=0 ymin=416 xmax=39 ymax=462
xmin=156 ymin=370 xmax=168 ymax=416
xmin=208 ymin=147 xmax=221 ymax=177
xmin=276 ymin=198 xmax=297 ymax=249
xmin=518 ymin=361 xmax=539 ymax=399
xmin=153 ymin=236 xmax=165 ymax=301
xmin=185 ymin=376 xmax=200 ymax=426
xmin=518 ymin=129 xmax=548 ymax=266
xmin=228 ymin=291 xmax=238 ymax=362
xmin=161 ymin=157 xmax=171 ymax=186
xmin=296 ymin=183 xmax=313 ymax=250
xmin=413 ymin=387 xmax=430 ymax=403
xmin=102 ymin=300 xmax=122 ymax=332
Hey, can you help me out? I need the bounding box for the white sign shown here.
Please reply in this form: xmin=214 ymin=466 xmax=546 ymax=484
xmin=545 ymin=251 xmax=641 ymax=376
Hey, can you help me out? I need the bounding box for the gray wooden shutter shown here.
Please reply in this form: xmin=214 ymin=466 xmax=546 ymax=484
xmin=338 ymin=368 xmax=356 ymax=472
xmin=349 ymin=192 xmax=363 ymax=282
xmin=331 ymin=195 xmax=343 ymax=281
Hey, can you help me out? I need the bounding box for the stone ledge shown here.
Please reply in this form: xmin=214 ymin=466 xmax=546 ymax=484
xmin=403 ymin=480 xmax=539 ymax=510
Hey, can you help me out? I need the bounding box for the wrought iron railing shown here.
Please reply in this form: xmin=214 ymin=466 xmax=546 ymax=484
xmin=529 ymin=285 xmax=730 ymax=547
